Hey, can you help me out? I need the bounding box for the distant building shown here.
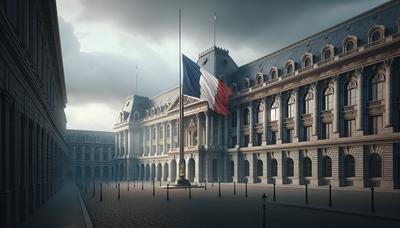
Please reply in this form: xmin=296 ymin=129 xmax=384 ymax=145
xmin=114 ymin=1 xmax=400 ymax=191
xmin=66 ymin=130 xmax=115 ymax=182
xmin=0 ymin=0 xmax=68 ymax=227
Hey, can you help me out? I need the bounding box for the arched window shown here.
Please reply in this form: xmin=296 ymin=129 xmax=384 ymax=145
xmin=133 ymin=111 xmax=140 ymax=120
xmin=257 ymin=102 xmax=264 ymax=124
xmin=302 ymin=53 xmax=313 ymax=68
xmin=159 ymin=126 xmax=163 ymax=138
xmin=322 ymin=156 xmax=332 ymax=177
xmin=368 ymin=25 xmax=385 ymax=43
xmin=244 ymin=160 xmax=250 ymax=176
xmin=243 ymin=79 xmax=250 ymax=89
xmin=369 ymin=154 xmax=382 ymax=178
xmin=344 ymin=155 xmax=355 ymax=177
xmin=257 ymin=160 xmax=263 ymax=176
xmin=370 ymin=74 xmax=385 ymax=101
xmin=256 ymin=74 xmax=263 ymax=85
xmin=322 ymin=45 xmax=334 ymax=60
xmin=243 ymin=107 xmax=250 ymax=125
xmin=324 ymin=49 xmax=331 ymax=59
xmin=346 ymin=79 xmax=357 ymax=106
xmin=232 ymin=83 xmax=238 ymax=94
xmin=166 ymin=125 xmax=170 ymax=137
xmin=342 ymin=35 xmax=358 ymax=53
xmin=371 ymin=31 xmax=381 ymax=42
xmin=271 ymin=159 xmax=278 ymax=177
xmin=303 ymin=157 xmax=312 ymax=177
xmin=323 ymin=86 xmax=334 ymax=110
xmin=303 ymin=91 xmax=313 ymax=114
xmin=287 ymin=96 xmax=295 ymax=118
xmin=285 ymin=61 xmax=294 ymax=75
xmin=270 ymin=67 xmax=278 ymax=80
xmin=286 ymin=158 xmax=294 ymax=177
xmin=270 ymin=101 xmax=279 ymax=121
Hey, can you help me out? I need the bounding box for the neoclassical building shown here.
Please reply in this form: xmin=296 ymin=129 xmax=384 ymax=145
xmin=114 ymin=1 xmax=400 ymax=191
xmin=0 ymin=0 xmax=68 ymax=227
xmin=66 ymin=130 xmax=115 ymax=182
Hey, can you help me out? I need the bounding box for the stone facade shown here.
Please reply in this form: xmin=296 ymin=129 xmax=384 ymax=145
xmin=114 ymin=1 xmax=400 ymax=191
xmin=0 ymin=1 xmax=68 ymax=227
xmin=66 ymin=130 xmax=115 ymax=182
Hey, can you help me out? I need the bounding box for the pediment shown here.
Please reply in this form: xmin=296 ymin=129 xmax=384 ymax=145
xmin=168 ymin=95 xmax=201 ymax=111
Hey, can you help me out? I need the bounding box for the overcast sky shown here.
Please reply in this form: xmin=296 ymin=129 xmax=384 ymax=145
xmin=56 ymin=0 xmax=388 ymax=131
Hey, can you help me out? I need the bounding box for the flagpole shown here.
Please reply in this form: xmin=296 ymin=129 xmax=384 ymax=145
xmin=177 ymin=9 xmax=188 ymax=185
xmin=135 ymin=65 xmax=138 ymax=95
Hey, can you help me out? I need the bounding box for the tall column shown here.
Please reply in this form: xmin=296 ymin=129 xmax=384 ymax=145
xmin=293 ymin=90 xmax=299 ymax=142
xmin=236 ymin=106 xmax=241 ymax=147
xmin=384 ymin=59 xmax=393 ymax=130
xmin=210 ymin=114 xmax=214 ymax=146
xmin=233 ymin=153 xmax=240 ymax=182
xmin=196 ymin=114 xmax=202 ymax=146
xmin=149 ymin=126 xmax=152 ymax=155
xmin=262 ymin=98 xmax=268 ymax=146
xmin=217 ymin=115 xmax=222 ymax=146
xmin=332 ymin=76 xmax=340 ymax=138
xmin=205 ymin=112 xmax=209 ymax=148
xmin=155 ymin=124 xmax=158 ymax=155
xmin=169 ymin=122 xmax=173 ymax=150
xmin=312 ymin=83 xmax=319 ymax=138
xmin=125 ymin=130 xmax=129 ymax=158
xmin=248 ymin=102 xmax=253 ymax=147
xmin=247 ymin=154 xmax=254 ymax=183
xmin=194 ymin=155 xmax=200 ymax=183
xmin=142 ymin=128 xmax=146 ymax=156
xmin=356 ymin=68 xmax=364 ymax=134
xmin=163 ymin=122 xmax=166 ymax=154
xmin=224 ymin=115 xmax=228 ymax=148
xmin=277 ymin=95 xmax=282 ymax=144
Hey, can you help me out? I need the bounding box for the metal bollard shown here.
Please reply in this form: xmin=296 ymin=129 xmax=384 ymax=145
xmin=99 ymin=183 xmax=103 ymax=202
xmin=371 ymin=186 xmax=375 ymax=212
xmin=118 ymin=183 xmax=120 ymax=201
xmin=329 ymin=184 xmax=332 ymax=207
xmin=218 ymin=181 xmax=221 ymax=198
xmin=245 ymin=180 xmax=248 ymax=198
xmin=189 ymin=183 xmax=192 ymax=199
xmin=152 ymin=180 xmax=155 ymax=197
xmin=262 ymin=193 xmax=267 ymax=228
xmin=142 ymin=178 xmax=144 ymax=190
xmin=107 ymin=178 xmax=109 ymax=187
xmin=212 ymin=179 xmax=214 ymax=187
xmin=128 ymin=179 xmax=130 ymax=192
xmin=205 ymin=180 xmax=207 ymax=190
xmin=305 ymin=184 xmax=308 ymax=205
xmin=234 ymin=181 xmax=236 ymax=195
xmin=134 ymin=179 xmax=135 ymax=188
xmin=160 ymin=179 xmax=162 ymax=187
xmin=273 ymin=181 xmax=276 ymax=201
xmin=167 ymin=184 xmax=170 ymax=201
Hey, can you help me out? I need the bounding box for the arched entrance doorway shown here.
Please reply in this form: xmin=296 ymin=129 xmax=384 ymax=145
xmin=211 ymin=159 xmax=218 ymax=181
xmin=188 ymin=158 xmax=195 ymax=182
xmin=163 ymin=163 xmax=169 ymax=181
xmin=171 ymin=159 xmax=177 ymax=182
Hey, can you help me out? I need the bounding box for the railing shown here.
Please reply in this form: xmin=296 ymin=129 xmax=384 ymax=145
xmin=343 ymin=105 xmax=356 ymax=112
xmin=320 ymin=109 xmax=332 ymax=116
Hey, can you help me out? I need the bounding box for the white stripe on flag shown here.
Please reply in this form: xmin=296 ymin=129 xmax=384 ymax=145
xmin=199 ymin=68 xmax=218 ymax=109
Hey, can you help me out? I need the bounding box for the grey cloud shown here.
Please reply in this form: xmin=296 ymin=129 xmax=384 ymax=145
xmin=59 ymin=17 xmax=177 ymax=109
xmin=76 ymin=0 xmax=388 ymax=64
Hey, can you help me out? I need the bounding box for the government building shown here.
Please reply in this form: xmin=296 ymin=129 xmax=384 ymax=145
xmin=0 ymin=0 xmax=68 ymax=227
xmin=113 ymin=1 xmax=400 ymax=191
xmin=66 ymin=130 xmax=115 ymax=182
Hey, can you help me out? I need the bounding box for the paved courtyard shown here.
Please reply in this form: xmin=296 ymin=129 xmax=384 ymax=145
xmin=81 ymin=181 xmax=400 ymax=228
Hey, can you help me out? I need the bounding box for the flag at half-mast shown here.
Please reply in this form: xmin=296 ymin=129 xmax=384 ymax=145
xmin=182 ymin=54 xmax=232 ymax=116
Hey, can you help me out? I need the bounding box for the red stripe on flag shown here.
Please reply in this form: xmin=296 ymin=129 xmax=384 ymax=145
xmin=213 ymin=80 xmax=232 ymax=116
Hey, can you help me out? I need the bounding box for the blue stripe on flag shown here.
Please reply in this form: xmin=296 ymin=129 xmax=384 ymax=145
xmin=182 ymin=54 xmax=201 ymax=98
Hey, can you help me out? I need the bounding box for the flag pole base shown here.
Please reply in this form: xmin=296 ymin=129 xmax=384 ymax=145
xmin=175 ymin=176 xmax=190 ymax=187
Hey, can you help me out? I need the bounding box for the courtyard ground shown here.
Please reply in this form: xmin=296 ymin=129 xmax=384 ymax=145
xmin=80 ymin=181 xmax=400 ymax=228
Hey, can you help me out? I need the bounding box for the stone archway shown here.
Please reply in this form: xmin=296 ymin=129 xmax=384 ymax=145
xmin=171 ymin=159 xmax=177 ymax=182
xmin=157 ymin=163 xmax=162 ymax=181
xmin=188 ymin=158 xmax=195 ymax=182
xmin=163 ymin=163 xmax=169 ymax=181
xmin=151 ymin=163 xmax=156 ymax=181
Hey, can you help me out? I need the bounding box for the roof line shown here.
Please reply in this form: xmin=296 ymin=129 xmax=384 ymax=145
xmin=235 ymin=0 xmax=395 ymax=71
xmin=150 ymin=85 xmax=179 ymax=100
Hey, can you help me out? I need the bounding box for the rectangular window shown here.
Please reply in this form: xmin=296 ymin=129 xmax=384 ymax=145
xmin=370 ymin=115 xmax=383 ymax=135
xmin=322 ymin=123 xmax=332 ymax=139
xmin=303 ymin=126 xmax=311 ymax=141
xmin=345 ymin=119 xmax=356 ymax=137
xmin=270 ymin=131 xmax=276 ymax=145
xmin=256 ymin=133 xmax=262 ymax=146
xmin=286 ymin=129 xmax=293 ymax=143
xmin=231 ymin=136 xmax=237 ymax=148
xmin=244 ymin=135 xmax=249 ymax=147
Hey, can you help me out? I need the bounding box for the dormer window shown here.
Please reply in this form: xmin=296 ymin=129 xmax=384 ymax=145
xmin=321 ymin=45 xmax=334 ymax=60
xmin=256 ymin=73 xmax=264 ymax=85
xmin=270 ymin=67 xmax=278 ymax=80
xmin=285 ymin=60 xmax=295 ymax=75
xmin=368 ymin=25 xmax=385 ymax=43
xmin=243 ymin=78 xmax=250 ymax=89
xmin=302 ymin=53 xmax=313 ymax=68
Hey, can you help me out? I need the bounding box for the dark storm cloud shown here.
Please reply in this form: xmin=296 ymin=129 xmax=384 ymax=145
xmin=58 ymin=17 xmax=177 ymax=108
xmin=77 ymin=0 xmax=388 ymax=63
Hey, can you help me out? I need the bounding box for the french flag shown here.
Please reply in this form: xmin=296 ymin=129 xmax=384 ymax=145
xmin=182 ymin=54 xmax=232 ymax=116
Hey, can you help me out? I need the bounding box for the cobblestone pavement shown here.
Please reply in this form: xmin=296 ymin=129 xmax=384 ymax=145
xmin=81 ymin=181 xmax=400 ymax=228
xmin=22 ymin=182 xmax=86 ymax=228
